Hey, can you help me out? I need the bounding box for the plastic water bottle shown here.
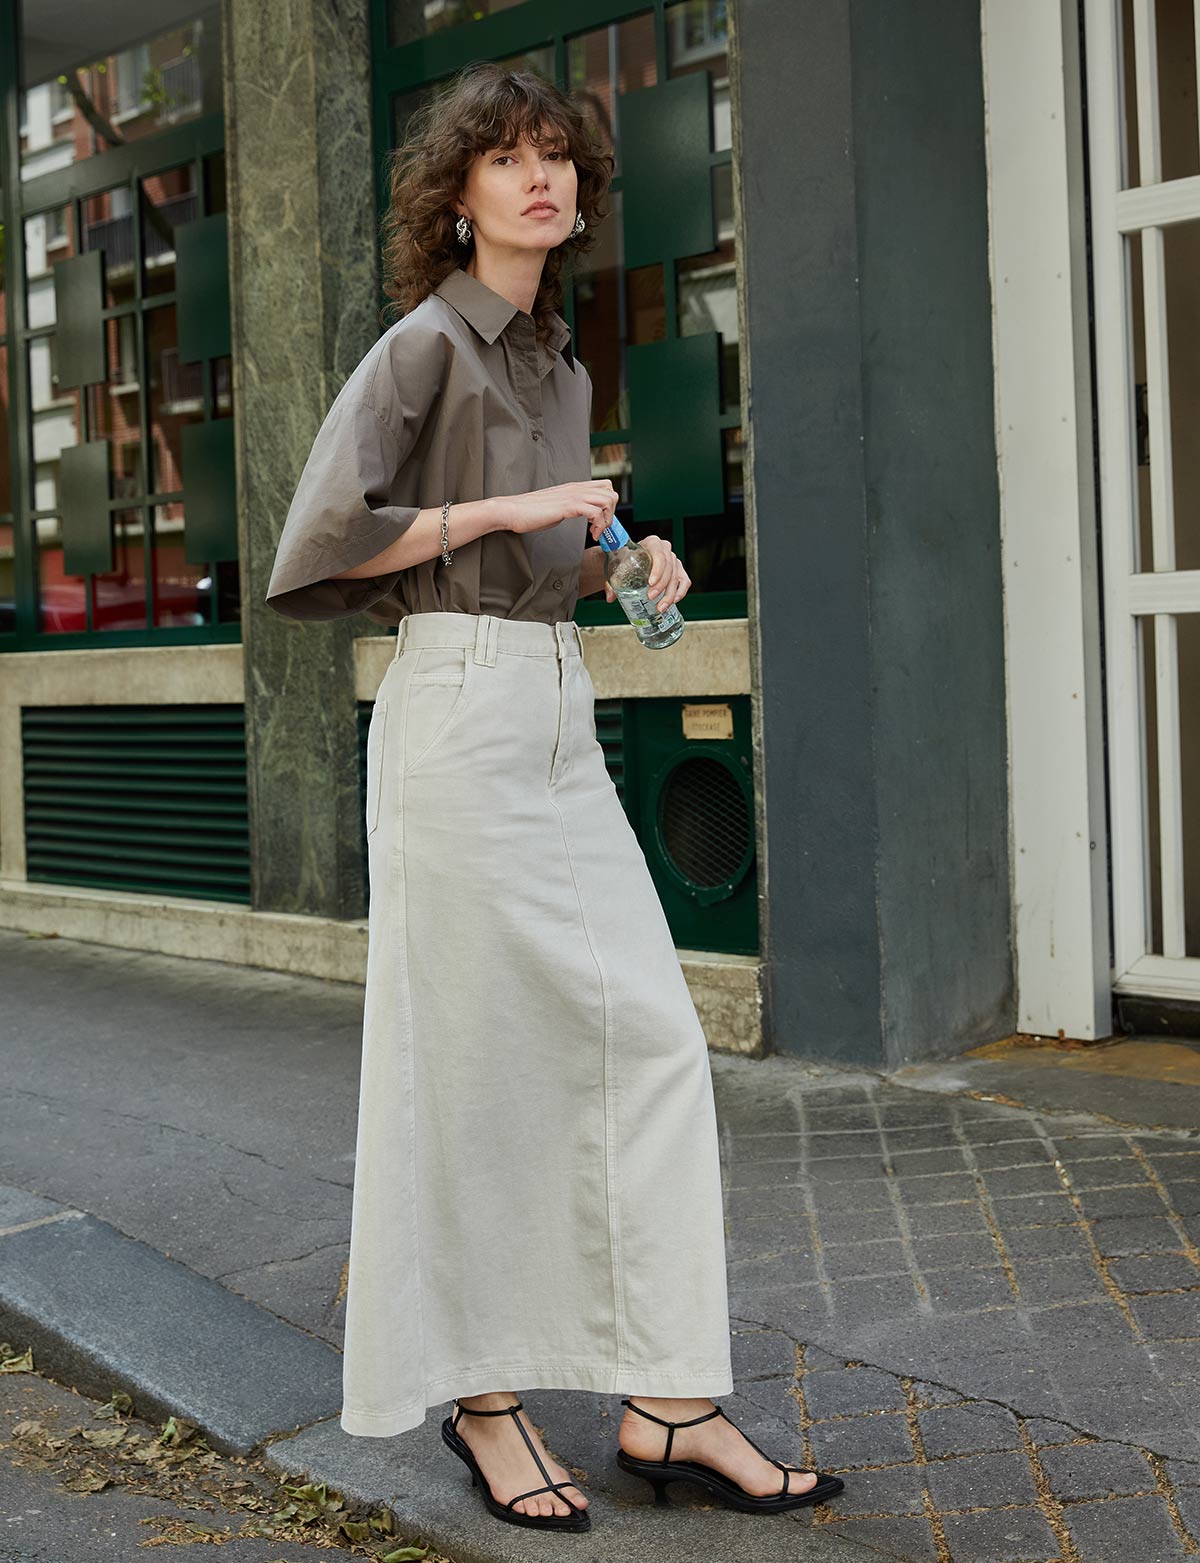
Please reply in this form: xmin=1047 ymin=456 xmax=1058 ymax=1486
xmin=597 ymin=518 xmax=685 ymax=649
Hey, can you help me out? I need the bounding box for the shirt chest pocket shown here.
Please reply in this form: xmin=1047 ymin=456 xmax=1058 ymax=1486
xmin=402 ymin=645 xmax=474 ymax=776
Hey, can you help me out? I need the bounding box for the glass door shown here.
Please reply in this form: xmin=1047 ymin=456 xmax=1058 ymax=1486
xmin=1085 ymin=0 xmax=1200 ymax=993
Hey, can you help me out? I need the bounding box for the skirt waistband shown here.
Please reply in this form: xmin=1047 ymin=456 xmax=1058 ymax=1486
xmin=391 ymin=611 xmax=583 ymax=665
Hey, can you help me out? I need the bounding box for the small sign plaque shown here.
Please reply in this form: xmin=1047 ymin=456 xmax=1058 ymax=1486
xmin=682 ymin=702 xmax=734 ymax=741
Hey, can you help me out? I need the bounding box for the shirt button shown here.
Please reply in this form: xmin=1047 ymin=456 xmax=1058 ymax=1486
xmin=552 ymin=577 xmax=564 ymax=590
xmin=531 ymin=429 xmax=541 ymax=441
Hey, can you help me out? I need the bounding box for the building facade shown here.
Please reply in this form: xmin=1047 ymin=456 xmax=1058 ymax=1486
xmin=1 ymin=0 xmax=1194 ymax=1065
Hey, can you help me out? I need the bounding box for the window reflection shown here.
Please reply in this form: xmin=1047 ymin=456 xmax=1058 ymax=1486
xmin=666 ymin=0 xmax=729 ymax=151
xmin=147 ymin=304 xmax=203 ymax=495
xmin=142 ymin=164 xmax=198 ymax=298
xmin=92 ymin=510 xmax=147 ymax=630
xmin=388 ymin=0 xmax=531 ymax=49
xmin=27 ymin=338 xmax=82 ymax=513
xmin=0 ymin=341 xmax=11 ymax=516
xmin=86 ymin=317 xmax=142 ymax=498
xmin=18 ymin=8 xmax=222 ymax=179
xmin=0 ymin=523 xmax=14 ymax=635
xmin=566 ymin=12 xmax=656 ymax=179
xmin=35 ymin=515 xmax=85 ymax=635
xmin=152 ymin=503 xmax=213 ymax=627
xmin=24 ymin=203 xmax=75 ymax=328
xmin=678 ymin=163 xmax=737 ymax=413
xmin=83 ymin=185 xmax=138 ymax=310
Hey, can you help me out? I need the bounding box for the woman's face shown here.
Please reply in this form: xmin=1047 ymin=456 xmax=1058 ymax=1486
xmin=456 ymin=126 xmax=579 ymax=255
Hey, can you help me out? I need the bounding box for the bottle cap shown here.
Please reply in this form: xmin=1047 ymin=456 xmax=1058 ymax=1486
xmin=598 ymin=518 xmax=631 ymax=553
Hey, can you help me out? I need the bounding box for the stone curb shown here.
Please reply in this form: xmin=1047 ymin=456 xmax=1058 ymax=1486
xmin=0 ymin=1182 xmax=341 ymax=1456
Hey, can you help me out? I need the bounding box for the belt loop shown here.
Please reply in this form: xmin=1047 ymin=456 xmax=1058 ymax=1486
xmin=474 ymin=613 xmax=498 ymax=667
xmin=391 ymin=616 xmax=410 ymax=661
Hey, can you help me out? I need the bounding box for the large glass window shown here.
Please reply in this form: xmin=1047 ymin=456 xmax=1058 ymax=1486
xmin=1 ymin=2 xmax=235 ymax=648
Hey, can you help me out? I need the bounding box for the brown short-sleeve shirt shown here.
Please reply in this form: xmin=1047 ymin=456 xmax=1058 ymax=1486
xmin=264 ymin=265 xmax=594 ymax=627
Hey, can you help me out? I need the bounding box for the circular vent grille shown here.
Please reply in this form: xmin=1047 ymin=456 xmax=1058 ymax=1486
xmin=659 ymin=756 xmax=751 ymax=889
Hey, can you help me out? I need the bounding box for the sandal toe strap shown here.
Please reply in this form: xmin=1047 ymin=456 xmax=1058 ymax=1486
xmin=507 ymin=1479 xmax=584 ymax=1513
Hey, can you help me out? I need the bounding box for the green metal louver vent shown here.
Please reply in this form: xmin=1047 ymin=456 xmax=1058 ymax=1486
xmin=21 ymin=705 xmax=250 ymax=903
xmin=593 ymin=698 xmax=628 ymax=809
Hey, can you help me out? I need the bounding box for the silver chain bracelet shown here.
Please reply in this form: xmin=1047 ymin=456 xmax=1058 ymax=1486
xmin=440 ymin=498 xmax=454 ymax=565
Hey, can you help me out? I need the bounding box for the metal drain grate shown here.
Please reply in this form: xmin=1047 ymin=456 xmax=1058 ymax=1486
xmin=659 ymin=754 xmax=752 ymax=888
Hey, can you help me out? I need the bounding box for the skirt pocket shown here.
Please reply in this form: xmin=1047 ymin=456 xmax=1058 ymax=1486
xmin=364 ymin=699 xmax=388 ymax=838
xmin=402 ymin=645 xmax=475 ymax=776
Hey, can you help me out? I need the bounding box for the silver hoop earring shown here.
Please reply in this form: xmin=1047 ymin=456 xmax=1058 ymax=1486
xmin=456 ymin=214 xmax=472 ymax=245
xmin=572 ymin=212 xmax=585 ymax=236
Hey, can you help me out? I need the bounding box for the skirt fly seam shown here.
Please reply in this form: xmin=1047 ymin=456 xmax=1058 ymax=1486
xmin=546 ymin=767 xmax=627 ymax=1378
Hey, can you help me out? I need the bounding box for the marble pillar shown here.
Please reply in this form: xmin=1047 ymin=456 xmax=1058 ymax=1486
xmin=222 ymin=0 xmax=381 ymax=918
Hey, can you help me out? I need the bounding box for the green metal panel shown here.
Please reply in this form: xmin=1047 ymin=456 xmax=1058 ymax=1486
xmin=621 ymin=695 xmax=758 ymax=955
xmin=628 ymin=332 xmax=724 ymax=525
xmin=53 ymin=251 xmax=107 ymax=390
xmin=181 ymin=418 xmax=239 ymax=563
xmin=619 ymin=72 xmax=715 ymax=269
xmin=60 ymin=440 xmax=113 ymax=576
xmin=21 ymin=704 xmax=250 ymax=903
xmin=177 ymin=212 xmax=232 ymax=363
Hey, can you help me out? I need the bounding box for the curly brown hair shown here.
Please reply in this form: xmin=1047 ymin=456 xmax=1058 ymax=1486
xmin=378 ymin=60 xmax=614 ymax=345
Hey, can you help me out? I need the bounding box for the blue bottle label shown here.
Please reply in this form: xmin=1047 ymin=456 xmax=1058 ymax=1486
xmin=599 ymin=518 xmax=631 ymax=552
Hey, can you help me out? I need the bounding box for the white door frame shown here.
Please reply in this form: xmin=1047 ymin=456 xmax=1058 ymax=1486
xmin=982 ymin=0 xmax=1113 ymax=1038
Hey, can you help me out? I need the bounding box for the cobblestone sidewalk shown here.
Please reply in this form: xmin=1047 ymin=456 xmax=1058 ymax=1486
xmin=712 ymin=1060 xmax=1200 ymax=1562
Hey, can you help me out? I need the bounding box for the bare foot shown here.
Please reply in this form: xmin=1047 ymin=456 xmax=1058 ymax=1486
xmin=454 ymin=1393 xmax=589 ymax=1518
xmin=618 ymin=1397 xmax=818 ymax=1498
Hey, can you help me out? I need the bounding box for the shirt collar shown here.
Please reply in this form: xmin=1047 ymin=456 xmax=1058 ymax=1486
xmin=433 ymin=265 xmax=575 ymax=373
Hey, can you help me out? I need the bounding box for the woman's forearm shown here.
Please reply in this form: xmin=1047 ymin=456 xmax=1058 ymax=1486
xmin=577 ymin=544 xmax=607 ymax=600
xmin=331 ymin=497 xmax=509 ymax=579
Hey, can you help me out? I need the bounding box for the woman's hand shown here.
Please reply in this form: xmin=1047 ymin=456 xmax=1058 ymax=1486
xmin=606 ymin=532 xmax=691 ymax=611
xmin=496 ymin=481 xmax=618 ymax=536
xmin=582 ymin=515 xmax=691 ymax=608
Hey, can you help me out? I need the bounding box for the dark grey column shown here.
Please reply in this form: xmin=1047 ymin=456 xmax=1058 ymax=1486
xmin=222 ymin=0 xmax=381 ymax=918
xmin=732 ymin=0 xmax=1013 ymax=1066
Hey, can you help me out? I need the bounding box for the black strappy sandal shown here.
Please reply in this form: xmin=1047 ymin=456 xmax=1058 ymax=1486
xmin=615 ymin=1396 xmax=845 ymax=1514
xmin=440 ymin=1397 xmax=591 ymax=1532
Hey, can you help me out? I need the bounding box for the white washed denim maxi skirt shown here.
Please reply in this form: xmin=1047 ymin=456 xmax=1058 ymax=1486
xmin=340 ymin=610 xmax=734 ymax=1438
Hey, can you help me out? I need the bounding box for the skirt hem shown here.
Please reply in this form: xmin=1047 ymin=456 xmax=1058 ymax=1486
xmin=340 ymin=1361 xmax=737 ymax=1439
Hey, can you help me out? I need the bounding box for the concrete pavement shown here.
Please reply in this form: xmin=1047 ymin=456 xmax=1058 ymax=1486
xmin=2 ymin=926 xmax=1199 ymax=1560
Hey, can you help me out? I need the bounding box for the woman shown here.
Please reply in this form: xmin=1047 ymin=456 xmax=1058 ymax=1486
xmin=266 ymin=61 xmax=842 ymax=1533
